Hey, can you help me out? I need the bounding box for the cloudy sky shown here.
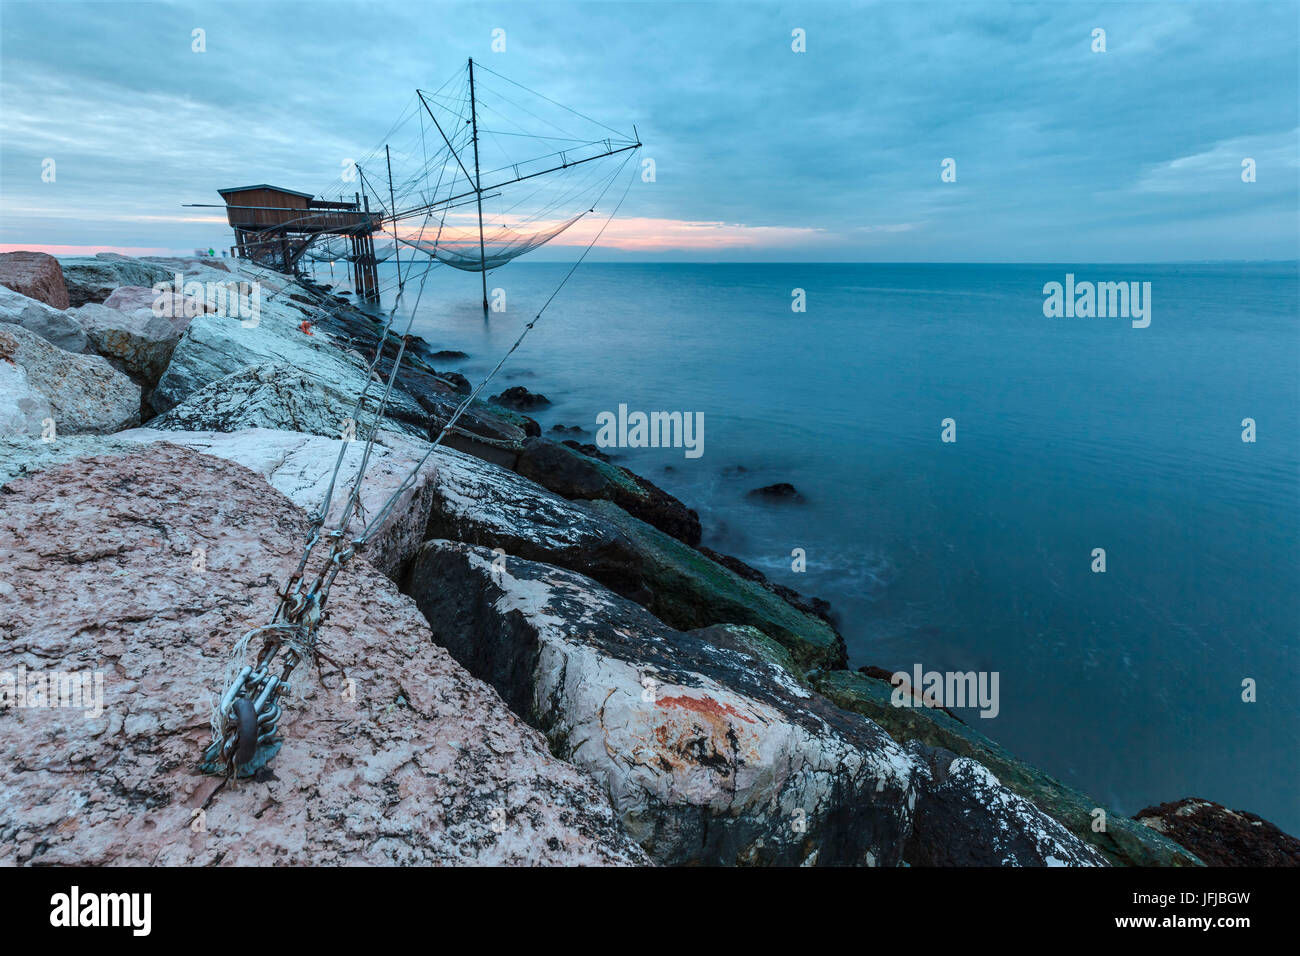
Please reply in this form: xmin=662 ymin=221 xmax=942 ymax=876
xmin=1 ymin=0 xmax=1296 ymax=261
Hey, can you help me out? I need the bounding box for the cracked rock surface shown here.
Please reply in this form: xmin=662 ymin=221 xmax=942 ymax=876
xmin=0 ymin=445 xmax=648 ymax=866
xmin=408 ymin=539 xmax=1108 ymax=866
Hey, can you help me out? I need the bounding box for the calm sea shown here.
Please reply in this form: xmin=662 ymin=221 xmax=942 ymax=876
xmin=342 ymin=259 xmax=1299 ymax=832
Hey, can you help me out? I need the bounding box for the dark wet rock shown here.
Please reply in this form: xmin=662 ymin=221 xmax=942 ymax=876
xmin=748 ymin=482 xmax=804 ymax=502
xmin=813 ymin=668 xmax=1200 ymax=866
xmin=304 ymin=297 xmax=453 ymax=378
xmin=698 ymin=544 xmax=838 ymax=627
xmin=551 ymin=423 xmax=586 ymax=435
xmin=1136 ymin=799 xmax=1300 ymax=867
xmin=407 ymin=541 xmax=1109 ymax=867
xmin=439 ymin=370 xmax=471 ymax=394
xmin=431 ymin=349 xmax=468 ymax=361
xmin=562 ymin=439 xmax=612 ymax=462
xmin=419 ymin=444 xmax=650 ymax=603
xmin=383 ymin=366 xmax=536 ymax=467
xmin=903 ymin=744 xmax=1108 ymax=867
xmin=515 ymin=437 xmax=700 ymax=545
xmin=584 ymin=499 xmax=846 ymax=671
xmin=490 ymin=385 xmax=550 ymax=410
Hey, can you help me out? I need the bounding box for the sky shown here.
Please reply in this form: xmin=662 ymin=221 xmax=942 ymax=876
xmin=0 ymin=0 xmax=1297 ymax=262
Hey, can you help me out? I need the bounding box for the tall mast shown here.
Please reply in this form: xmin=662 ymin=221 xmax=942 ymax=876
xmin=385 ymin=144 xmax=402 ymax=292
xmin=468 ymin=57 xmax=489 ymax=320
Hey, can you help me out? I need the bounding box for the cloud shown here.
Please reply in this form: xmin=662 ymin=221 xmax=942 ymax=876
xmin=1 ymin=1 xmax=1295 ymax=261
xmin=1133 ymin=129 xmax=1300 ymax=194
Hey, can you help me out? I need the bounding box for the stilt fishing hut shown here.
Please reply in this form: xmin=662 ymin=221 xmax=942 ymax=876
xmin=216 ymin=184 xmax=383 ymax=299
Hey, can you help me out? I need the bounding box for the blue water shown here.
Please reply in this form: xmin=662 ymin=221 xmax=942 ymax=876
xmin=335 ymin=260 xmax=1299 ymax=833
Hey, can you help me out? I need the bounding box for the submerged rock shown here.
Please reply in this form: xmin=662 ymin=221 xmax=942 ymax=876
xmin=0 ymin=285 xmax=88 ymax=353
xmin=0 ymin=251 xmax=70 ymax=309
xmin=515 ymin=437 xmax=702 ymax=546
xmin=490 ymin=385 xmax=550 ymax=410
xmin=0 ymin=324 xmax=139 ymax=435
xmin=1136 ymin=799 xmax=1300 ymax=867
xmin=748 ymin=482 xmax=804 ymax=502
xmin=408 ymin=541 xmax=1109 ymax=867
xmin=0 ymin=446 xmax=647 ymax=865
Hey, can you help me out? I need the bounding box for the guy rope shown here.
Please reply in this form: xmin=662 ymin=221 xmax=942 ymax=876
xmin=203 ymin=58 xmax=639 ymax=775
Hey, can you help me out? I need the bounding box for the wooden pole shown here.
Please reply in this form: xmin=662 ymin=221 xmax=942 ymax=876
xmin=386 ymin=144 xmax=403 ymax=291
xmin=468 ymin=58 xmax=489 ymax=321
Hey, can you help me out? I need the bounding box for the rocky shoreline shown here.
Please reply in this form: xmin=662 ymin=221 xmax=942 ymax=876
xmin=0 ymin=250 xmax=1288 ymax=866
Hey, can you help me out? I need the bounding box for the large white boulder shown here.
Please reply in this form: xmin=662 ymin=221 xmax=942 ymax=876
xmin=148 ymin=361 xmax=428 ymax=439
xmin=0 ymin=325 xmax=139 ymax=436
xmin=110 ymin=427 xmax=441 ymax=580
xmin=71 ymin=301 xmax=191 ymax=385
xmin=0 ymin=358 xmax=53 ymax=437
xmin=150 ymin=293 xmax=418 ymax=419
xmin=408 ymin=540 xmax=1111 ymax=867
xmin=0 ymin=285 xmax=88 ymax=353
xmin=57 ymin=253 xmax=175 ymax=307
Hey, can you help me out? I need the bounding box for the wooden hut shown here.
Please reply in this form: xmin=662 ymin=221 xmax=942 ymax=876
xmin=218 ymin=184 xmax=382 ymax=299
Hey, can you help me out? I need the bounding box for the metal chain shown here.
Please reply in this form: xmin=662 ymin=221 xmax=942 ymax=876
xmin=203 ymin=150 xmax=638 ymax=776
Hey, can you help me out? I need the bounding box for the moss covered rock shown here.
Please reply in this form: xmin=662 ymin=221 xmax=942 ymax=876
xmin=586 ymin=499 xmax=846 ymax=671
xmin=516 ymin=437 xmax=702 ymax=545
xmin=811 ymin=669 xmax=1201 ymax=867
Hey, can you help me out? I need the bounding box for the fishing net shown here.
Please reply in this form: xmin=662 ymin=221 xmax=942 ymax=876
xmin=398 ymin=212 xmax=585 ymax=271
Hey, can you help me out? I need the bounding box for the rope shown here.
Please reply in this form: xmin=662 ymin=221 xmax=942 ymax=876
xmin=354 ymin=148 xmax=639 ymax=543
xmin=207 ymin=62 xmax=639 ymax=771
